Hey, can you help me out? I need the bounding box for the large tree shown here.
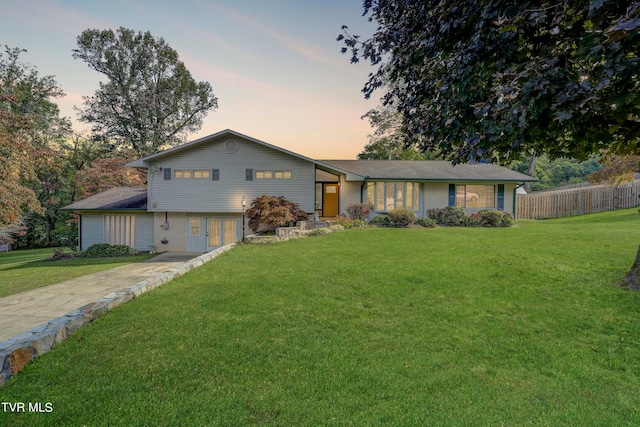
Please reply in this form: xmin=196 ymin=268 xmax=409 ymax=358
xmin=73 ymin=27 xmax=218 ymax=156
xmin=340 ymin=1 xmax=639 ymax=286
xmin=340 ymin=1 xmax=639 ymax=164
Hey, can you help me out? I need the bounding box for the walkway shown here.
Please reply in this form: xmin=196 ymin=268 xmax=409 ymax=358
xmin=1 ymin=248 xmax=236 ymax=386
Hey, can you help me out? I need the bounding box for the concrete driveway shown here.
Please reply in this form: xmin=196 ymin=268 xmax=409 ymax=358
xmin=0 ymin=252 xmax=203 ymax=342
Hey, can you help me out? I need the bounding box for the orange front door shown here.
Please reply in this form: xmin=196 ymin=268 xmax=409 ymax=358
xmin=323 ymin=184 xmax=339 ymax=217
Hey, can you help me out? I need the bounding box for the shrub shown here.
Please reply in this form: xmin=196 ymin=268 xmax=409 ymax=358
xmin=369 ymin=215 xmax=391 ymax=227
xmin=333 ymin=216 xmax=355 ymax=229
xmin=500 ymin=213 xmax=515 ymax=227
xmin=329 ymin=224 xmax=345 ymax=232
xmin=85 ymin=243 xmax=140 ymax=258
xmin=333 ymin=216 xmax=366 ymax=229
xmin=308 ymin=227 xmax=333 ymax=236
xmin=246 ymin=195 xmax=308 ymax=232
xmin=415 ymin=217 xmax=437 ymax=228
xmin=388 ymin=208 xmax=417 ymax=227
xmin=464 ymin=213 xmax=483 ymax=227
xmin=427 ymin=206 xmax=466 ymax=226
xmin=478 ymin=210 xmax=504 ymax=227
xmin=346 ymin=204 xmax=371 ymax=221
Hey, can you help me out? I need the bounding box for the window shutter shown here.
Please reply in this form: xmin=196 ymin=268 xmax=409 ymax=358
xmin=448 ymin=184 xmax=456 ymax=206
xmin=212 ymin=169 xmax=220 ymax=181
xmin=164 ymin=168 xmax=171 ymax=180
xmin=497 ymin=184 xmax=505 ymax=210
xmin=246 ymin=169 xmax=253 ymax=181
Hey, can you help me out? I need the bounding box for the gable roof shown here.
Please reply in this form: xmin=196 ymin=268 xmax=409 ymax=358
xmin=320 ymin=160 xmax=537 ymax=182
xmin=126 ymin=129 xmax=320 ymax=168
xmin=123 ymin=128 xmax=534 ymax=183
xmin=62 ymin=187 xmax=147 ymax=210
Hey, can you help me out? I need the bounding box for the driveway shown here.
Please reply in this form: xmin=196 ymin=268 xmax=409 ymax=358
xmin=0 ymin=252 xmax=203 ymax=342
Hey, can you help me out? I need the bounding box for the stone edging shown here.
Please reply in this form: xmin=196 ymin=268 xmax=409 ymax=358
xmin=0 ymin=244 xmax=235 ymax=387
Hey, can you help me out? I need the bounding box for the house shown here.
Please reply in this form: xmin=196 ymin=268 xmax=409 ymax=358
xmin=63 ymin=129 xmax=536 ymax=252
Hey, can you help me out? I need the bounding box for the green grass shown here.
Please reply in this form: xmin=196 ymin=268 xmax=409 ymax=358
xmin=1 ymin=209 xmax=640 ymax=426
xmin=0 ymin=248 xmax=156 ymax=298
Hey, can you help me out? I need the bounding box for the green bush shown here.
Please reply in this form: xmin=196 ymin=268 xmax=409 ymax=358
xmin=369 ymin=215 xmax=391 ymax=227
xmin=85 ymin=244 xmax=140 ymax=258
xmin=388 ymin=208 xmax=417 ymax=227
xmin=427 ymin=206 xmax=466 ymax=226
xmin=478 ymin=210 xmax=504 ymax=227
xmin=415 ymin=217 xmax=437 ymax=228
xmin=308 ymin=227 xmax=333 ymax=236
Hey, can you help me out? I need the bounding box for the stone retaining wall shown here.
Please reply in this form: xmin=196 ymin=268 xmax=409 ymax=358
xmin=0 ymin=244 xmax=235 ymax=387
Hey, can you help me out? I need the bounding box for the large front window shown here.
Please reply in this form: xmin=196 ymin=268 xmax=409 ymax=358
xmin=456 ymin=185 xmax=495 ymax=209
xmin=367 ymin=182 xmax=420 ymax=211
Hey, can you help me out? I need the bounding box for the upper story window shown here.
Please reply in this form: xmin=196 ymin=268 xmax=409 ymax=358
xmin=255 ymin=170 xmax=292 ymax=179
xmin=174 ymin=169 xmax=212 ymax=179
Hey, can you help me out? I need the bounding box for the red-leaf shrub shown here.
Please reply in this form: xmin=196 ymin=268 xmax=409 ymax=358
xmin=246 ymin=195 xmax=308 ymax=232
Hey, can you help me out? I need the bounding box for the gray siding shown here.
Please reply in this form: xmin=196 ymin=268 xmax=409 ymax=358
xmin=147 ymin=136 xmax=315 ymax=213
xmin=79 ymin=211 xmax=154 ymax=251
xmin=79 ymin=213 xmax=104 ymax=250
xmin=134 ymin=213 xmax=155 ymax=251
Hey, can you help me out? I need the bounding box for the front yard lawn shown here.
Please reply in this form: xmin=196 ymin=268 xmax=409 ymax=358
xmin=1 ymin=209 xmax=639 ymax=425
xmin=0 ymin=249 xmax=156 ymax=298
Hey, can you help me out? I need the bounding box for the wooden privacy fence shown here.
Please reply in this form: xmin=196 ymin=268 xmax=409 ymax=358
xmin=517 ymin=179 xmax=640 ymax=219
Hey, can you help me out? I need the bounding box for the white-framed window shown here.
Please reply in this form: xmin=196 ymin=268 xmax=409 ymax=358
xmin=256 ymin=170 xmax=291 ymax=179
xmin=189 ymin=218 xmax=201 ymax=236
xmin=456 ymin=185 xmax=495 ymax=209
xmin=175 ymin=169 xmax=211 ymax=179
xmin=367 ymin=182 xmax=420 ymax=211
xmin=174 ymin=170 xmax=192 ymax=179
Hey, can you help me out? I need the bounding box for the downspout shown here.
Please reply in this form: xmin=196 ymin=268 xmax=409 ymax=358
xmin=360 ymin=176 xmax=370 ymax=203
xmin=514 ymin=183 xmax=525 ymax=218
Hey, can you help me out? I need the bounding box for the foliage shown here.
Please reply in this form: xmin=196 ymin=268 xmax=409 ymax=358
xmin=511 ymin=155 xmax=604 ymax=191
xmin=0 ymin=46 xmax=73 ymax=247
xmin=358 ymin=100 xmax=440 ymax=160
xmin=479 ymin=210 xmax=514 ymax=227
xmin=72 ymin=27 xmax=218 ymax=156
xmin=85 ymin=243 xmax=140 ymax=258
xmin=246 ymin=195 xmax=308 ymax=233
xmin=587 ymin=154 xmax=640 ymax=184
xmin=346 ymin=203 xmax=371 ymax=220
xmin=387 ymin=208 xmax=417 ymax=227
xmin=75 ymin=154 xmax=146 ymax=199
xmin=340 ymin=1 xmax=640 ymax=163
xmin=415 ymin=217 xmax=437 ymax=228
xmin=368 ymin=215 xmax=391 ymax=227
xmin=427 ymin=206 xmax=467 ymax=226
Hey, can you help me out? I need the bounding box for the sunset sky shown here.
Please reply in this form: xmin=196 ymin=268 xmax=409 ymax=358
xmin=1 ymin=0 xmax=379 ymax=158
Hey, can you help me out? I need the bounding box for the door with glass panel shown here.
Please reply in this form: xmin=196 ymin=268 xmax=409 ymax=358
xmin=206 ymin=217 xmax=237 ymax=250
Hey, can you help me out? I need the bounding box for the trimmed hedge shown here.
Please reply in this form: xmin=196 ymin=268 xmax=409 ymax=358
xmin=388 ymin=208 xmax=417 ymax=227
xmin=85 ymin=244 xmax=140 ymax=258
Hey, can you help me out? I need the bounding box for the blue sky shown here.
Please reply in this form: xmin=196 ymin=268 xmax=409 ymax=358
xmin=1 ymin=0 xmax=378 ymax=158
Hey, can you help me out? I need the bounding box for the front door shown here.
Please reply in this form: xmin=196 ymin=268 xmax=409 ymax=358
xmin=323 ymin=183 xmax=339 ymax=217
xmin=207 ymin=218 xmax=237 ymax=250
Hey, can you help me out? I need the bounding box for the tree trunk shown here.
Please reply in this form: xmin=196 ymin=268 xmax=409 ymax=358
xmin=524 ymin=155 xmax=537 ymax=193
xmin=623 ymin=244 xmax=640 ymax=290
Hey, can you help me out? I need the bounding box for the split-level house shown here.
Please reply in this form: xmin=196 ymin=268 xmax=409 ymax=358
xmin=64 ymin=129 xmax=536 ymax=252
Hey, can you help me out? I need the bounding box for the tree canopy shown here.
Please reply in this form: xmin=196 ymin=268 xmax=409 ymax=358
xmin=73 ymin=27 xmax=218 ymax=156
xmin=340 ymin=1 xmax=639 ymax=164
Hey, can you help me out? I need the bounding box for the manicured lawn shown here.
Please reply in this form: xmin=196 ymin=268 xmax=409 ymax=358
xmin=1 ymin=209 xmax=639 ymax=425
xmin=0 ymin=249 xmax=156 ymax=298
